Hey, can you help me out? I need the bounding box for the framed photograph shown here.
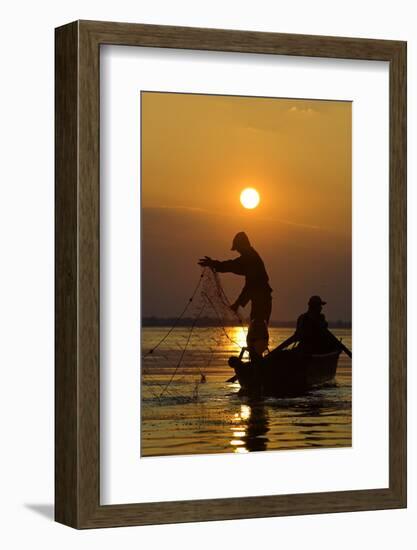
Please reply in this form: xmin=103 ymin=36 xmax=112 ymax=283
xmin=55 ymin=20 xmax=406 ymax=528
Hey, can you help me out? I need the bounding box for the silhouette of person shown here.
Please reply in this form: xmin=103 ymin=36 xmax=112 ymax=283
xmin=276 ymin=295 xmax=330 ymax=354
xmin=198 ymin=232 xmax=272 ymax=359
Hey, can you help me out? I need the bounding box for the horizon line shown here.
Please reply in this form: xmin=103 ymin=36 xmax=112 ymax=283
xmin=142 ymin=316 xmax=352 ymax=327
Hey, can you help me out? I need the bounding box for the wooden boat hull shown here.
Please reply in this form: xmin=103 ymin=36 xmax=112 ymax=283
xmin=232 ymin=349 xmax=340 ymax=397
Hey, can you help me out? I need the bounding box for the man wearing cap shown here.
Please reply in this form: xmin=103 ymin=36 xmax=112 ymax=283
xmin=198 ymin=232 xmax=272 ymax=359
xmin=277 ymin=295 xmax=330 ymax=354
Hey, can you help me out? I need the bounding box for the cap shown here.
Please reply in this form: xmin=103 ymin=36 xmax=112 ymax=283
xmin=308 ymin=295 xmax=326 ymax=306
xmin=231 ymin=232 xmax=251 ymax=251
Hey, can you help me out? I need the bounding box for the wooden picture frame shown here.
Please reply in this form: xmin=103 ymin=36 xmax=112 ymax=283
xmin=55 ymin=20 xmax=407 ymax=529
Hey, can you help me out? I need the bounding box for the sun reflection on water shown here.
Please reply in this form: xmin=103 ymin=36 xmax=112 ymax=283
xmin=240 ymin=404 xmax=251 ymax=420
xmin=229 ymin=326 xmax=248 ymax=354
xmin=229 ymin=403 xmax=270 ymax=453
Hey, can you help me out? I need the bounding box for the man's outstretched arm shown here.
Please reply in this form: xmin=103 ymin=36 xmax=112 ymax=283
xmin=198 ymin=256 xmax=245 ymax=275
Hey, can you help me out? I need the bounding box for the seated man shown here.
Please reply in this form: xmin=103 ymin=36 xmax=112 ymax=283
xmin=228 ymin=296 xmax=350 ymax=375
xmin=277 ymin=295 xmax=331 ymax=354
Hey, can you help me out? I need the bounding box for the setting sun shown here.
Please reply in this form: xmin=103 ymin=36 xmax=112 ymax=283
xmin=240 ymin=188 xmax=260 ymax=209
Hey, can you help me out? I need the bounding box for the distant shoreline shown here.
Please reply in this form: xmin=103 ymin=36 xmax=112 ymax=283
xmin=142 ymin=317 xmax=352 ymax=329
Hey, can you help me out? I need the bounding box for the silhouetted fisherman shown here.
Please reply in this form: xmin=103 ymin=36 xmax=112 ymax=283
xmin=277 ymin=296 xmax=328 ymax=353
xmin=277 ymin=295 xmax=336 ymax=354
xmin=198 ymin=232 xmax=272 ymax=360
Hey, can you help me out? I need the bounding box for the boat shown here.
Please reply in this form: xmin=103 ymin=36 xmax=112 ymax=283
xmin=228 ymin=347 xmax=341 ymax=397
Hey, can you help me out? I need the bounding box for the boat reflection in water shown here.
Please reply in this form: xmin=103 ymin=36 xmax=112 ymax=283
xmin=230 ymin=402 xmax=270 ymax=453
xmin=228 ymin=390 xmax=352 ymax=453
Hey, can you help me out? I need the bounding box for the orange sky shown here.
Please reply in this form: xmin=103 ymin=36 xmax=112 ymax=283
xmin=141 ymin=92 xmax=351 ymax=321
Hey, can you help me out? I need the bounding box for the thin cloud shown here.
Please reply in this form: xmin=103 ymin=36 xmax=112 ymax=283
xmin=288 ymin=105 xmax=317 ymax=114
xmin=143 ymin=204 xmax=321 ymax=231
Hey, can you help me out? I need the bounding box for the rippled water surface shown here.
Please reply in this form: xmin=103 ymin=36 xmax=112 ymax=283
xmin=141 ymin=327 xmax=352 ymax=457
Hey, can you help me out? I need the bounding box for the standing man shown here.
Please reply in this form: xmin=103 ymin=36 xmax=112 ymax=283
xmin=198 ymin=232 xmax=273 ymax=359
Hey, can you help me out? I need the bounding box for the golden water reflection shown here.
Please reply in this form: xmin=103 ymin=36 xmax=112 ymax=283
xmin=230 ymin=402 xmax=270 ymax=453
xmin=229 ymin=327 xmax=248 ymax=354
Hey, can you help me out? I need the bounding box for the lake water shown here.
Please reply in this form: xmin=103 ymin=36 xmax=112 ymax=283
xmin=141 ymin=326 xmax=352 ymax=457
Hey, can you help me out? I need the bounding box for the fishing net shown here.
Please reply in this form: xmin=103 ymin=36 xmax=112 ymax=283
xmin=141 ymin=267 xmax=248 ymax=403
